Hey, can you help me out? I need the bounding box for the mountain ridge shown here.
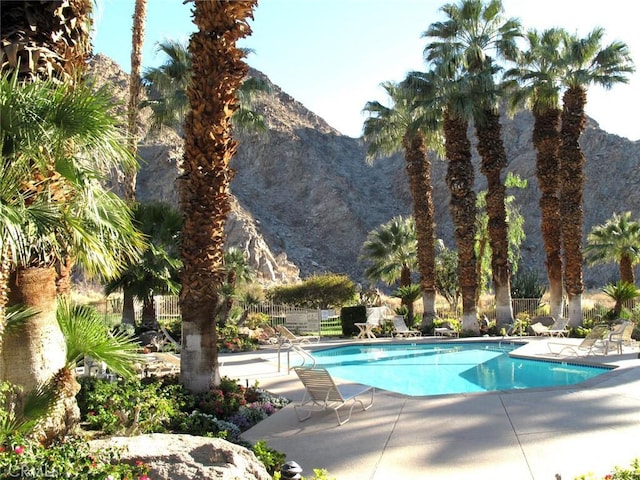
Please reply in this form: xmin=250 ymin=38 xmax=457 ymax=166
xmin=91 ymin=54 xmax=640 ymax=289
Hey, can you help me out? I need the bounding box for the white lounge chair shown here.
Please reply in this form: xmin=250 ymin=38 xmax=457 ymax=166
xmin=434 ymin=321 xmax=458 ymax=337
xmin=607 ymin=321 xmax=635 ymax=354
xmin=276 ymin=324 xmax=320 ymax=346
xmin=391 ymin=316 xmax=421 ymax=338
xmin=547 ymin=325 xmax=609 ymax=356
xmin=530 ymin=317 xmax=569 ymax=337
xmin=293 ymin=367 xmax=374 ymax=425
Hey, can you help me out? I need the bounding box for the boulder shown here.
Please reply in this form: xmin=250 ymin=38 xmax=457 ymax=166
xmin=89 ymin=433 xmax=272 ymax=480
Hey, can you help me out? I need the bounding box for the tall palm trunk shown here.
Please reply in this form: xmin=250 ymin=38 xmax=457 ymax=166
xmin=474 ymin=108 xmax=514 ymax=327
xmin=179 ymin=0 xmax=256 ymax=393
xmin=443 ymin=108 xmax=478 ymax=332
xmin=403 ymin=133 xmax=437 ymax=328
xmin=533 ymin=107 xmax=564 ymax=318
xmin=559 ymin=86 xmax=587 ymax=326
xmin=125 ymin=0 xmax=147 ymax=201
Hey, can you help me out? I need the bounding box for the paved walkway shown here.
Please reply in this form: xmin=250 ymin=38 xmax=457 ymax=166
xmin=220 ymin=336 xmax=640 ymax=480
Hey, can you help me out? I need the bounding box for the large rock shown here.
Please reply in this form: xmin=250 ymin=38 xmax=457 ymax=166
xmin=89 ymin=433 xmax=272 ymax=480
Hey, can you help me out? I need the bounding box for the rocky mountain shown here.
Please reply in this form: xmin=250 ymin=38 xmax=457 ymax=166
xmin=91 ymin=54 xmax=640 ymax=289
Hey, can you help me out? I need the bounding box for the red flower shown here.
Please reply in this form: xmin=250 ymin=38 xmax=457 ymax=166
xmin=14 ymin=445 xmax=24 ymax=455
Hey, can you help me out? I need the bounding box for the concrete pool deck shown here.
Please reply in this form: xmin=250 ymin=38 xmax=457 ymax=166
xmin=220 ymin=336 xmax=640 ymax=480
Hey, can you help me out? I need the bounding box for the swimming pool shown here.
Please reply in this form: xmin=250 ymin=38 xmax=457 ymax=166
xmin=304 ymin=342 xmax=612 ymax=396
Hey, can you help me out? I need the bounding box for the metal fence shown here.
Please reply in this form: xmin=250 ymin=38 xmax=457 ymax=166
xmin=101 ymin=295 xmax=635 ymax=331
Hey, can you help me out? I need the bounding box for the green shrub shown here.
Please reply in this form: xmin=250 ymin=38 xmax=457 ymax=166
xmin=340 ymin=305 xmax=367 ymax=336
xmin=267 ymin=273 xmax=357 ymax=309
xmin=0 ymin=433 xmax=150 ymax=479
xmin=78 ymin=376 xmax=191 ymax=435
xmin=170 ymin=410 xmax=243 ymax=441
xmin=75 ymin=375 xmax=290 ymax=477
xmin=246 ymin=312 xmax=270 ymax=329
xmin=252 ymin=440 xmax=286 ymax=475
xmin=576 ymin=457 xmax=640 ymax=479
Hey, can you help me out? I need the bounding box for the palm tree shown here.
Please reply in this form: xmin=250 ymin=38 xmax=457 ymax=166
xmin=125 ymin=0 xmax=148 ymax=201
xmin=503 ymin=28 xmax=567 ymax=318
xmin=362 ymin=80 xmax=442 ymax=328
xmin=105 ymin=201 xmax=183 ymax=330
xmin=142 ymin=39 xmax=192 ymax=132
xmin=419 ymin=59 xmax=479 ymax=331
xmin=0 ymin=74 xmax=144 ymax=435
xmin=559 ymin=28 xmax=635 ymax=326
xmin=359 ymin=216 xmax=418 ymax=314
xmin=585 ymin=212 xmax=640 ymax=285
xmin=143 ymin=38 xmax=268 ymax=134
xmin=405 ymin=65 xmax=479 ymax=332
xmin=424 ymin=0 xmax=521 ymax=328
xmin=179 ymin=0 xmax=257 ymax=394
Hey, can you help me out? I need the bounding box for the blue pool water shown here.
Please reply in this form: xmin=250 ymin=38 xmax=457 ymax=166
xmin=304 ymin=342 xmax=612 ymax=397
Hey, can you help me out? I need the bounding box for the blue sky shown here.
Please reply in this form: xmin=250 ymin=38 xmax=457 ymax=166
xmin=93 ymin=0 xmax=639 ymax=141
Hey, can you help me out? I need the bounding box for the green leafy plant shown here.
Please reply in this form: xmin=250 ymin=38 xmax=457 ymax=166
xmin=78 ymin=376 xmax=191 ymax=435
xmin=602 ymin=281 xmax=640 ymax=318
xmin=267 ymin=273 xmax=357 ymax=309
xmin=58 ymin=297 xmax=142 ymax=378
xmin=252 ymin=440 xmax=286 ymax=475
xmin=0 ymin=433 xmax=150 ymax=480
xmin=392 ymin=283 xmax=422 ymax=326
xmin=576 ymin=457 xmax=640 ymax=479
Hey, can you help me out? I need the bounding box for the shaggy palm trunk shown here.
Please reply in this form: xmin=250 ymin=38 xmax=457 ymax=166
xmin=475 ymin=108 xmax=514 ymax=327
xmin=620 ymin=254 xmax=634 ymax=285
xmin=443 ymin=109 xmax=478 ymax=332
xmin=403 ymin=133 xmax=437 ymax=328
xmin=559 ymin=86 xmax=587 ymax=327
xmin=0 ymin=0 xmax=92 ymax=82
xmin=533 ymin=107 xmax=564 ymax=318
xmin=179 ymin=0 xmax=256 ymax=393
xmin=125 ymin=0 xmax=147 ymax=201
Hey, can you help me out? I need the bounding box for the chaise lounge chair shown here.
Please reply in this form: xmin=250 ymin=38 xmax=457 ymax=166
xmin=293 ymin=367 xmax=375 ymax=425
xmin=276 ymin=324 xmax=320 ymax=346
xmin=547 ymin=325 xmax=609 ymax=356
xmin=434 ymin=321 xmax=458 ymax=338
xmin=530 ymin=317 xmax=569 ymax=337
xmin=391 ymin=316 xmax=421 ymax=338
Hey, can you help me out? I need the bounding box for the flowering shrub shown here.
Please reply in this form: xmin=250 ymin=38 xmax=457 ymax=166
xmin=0 ymin=434 xmax=150 ymax=479
xmin=170 ymin=411 xmax=243 ymax=442
xmin=78 ymin=376 xmax=289 ymax=440
xmin=217 ymin=325 xmax=260 ymax=352
xmin=576 ymin=458 xmax=640 ymax=480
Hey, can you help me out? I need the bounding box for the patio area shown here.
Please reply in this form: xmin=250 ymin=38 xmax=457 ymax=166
xmin=220 ymin=336 xmax=640 ymax=480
